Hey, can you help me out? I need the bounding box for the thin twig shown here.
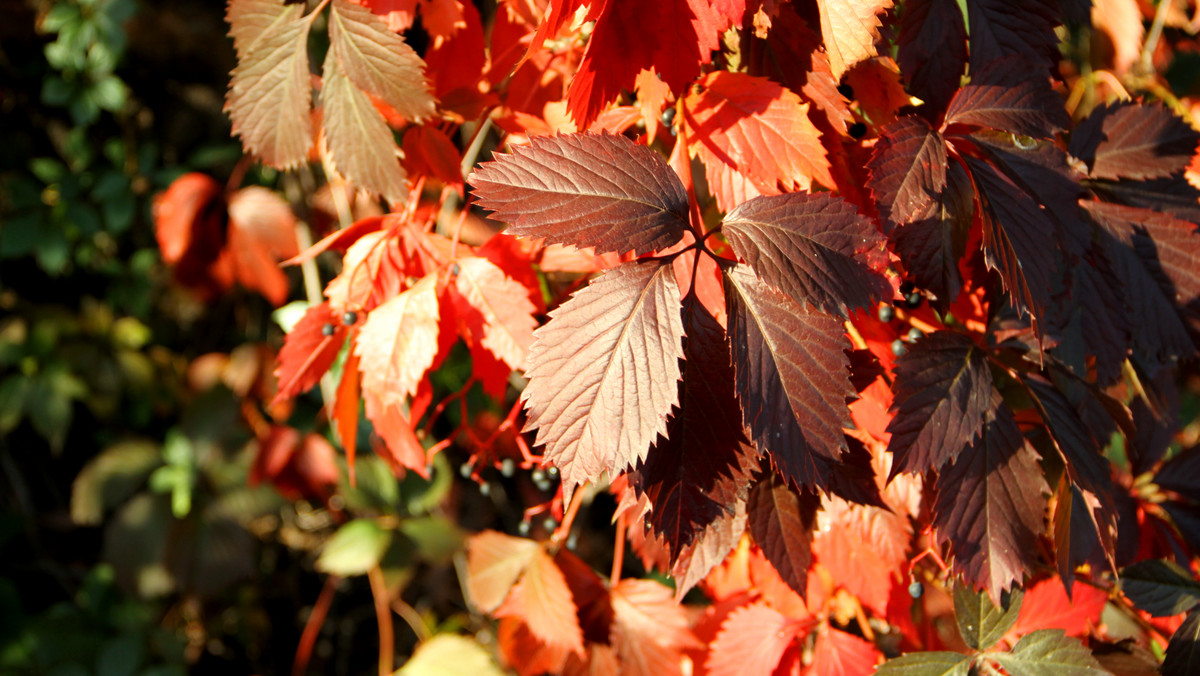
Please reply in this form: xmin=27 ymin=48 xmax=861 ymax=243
xmin=610 ymin=512 xmax=627 ymax=586
xmin=367 ymin=565 xmax=395 ymax=676
xmin=292 ymin=574 xmax=339 ymax=676
xmin=390 ymin=597 xmax=432 ymax=643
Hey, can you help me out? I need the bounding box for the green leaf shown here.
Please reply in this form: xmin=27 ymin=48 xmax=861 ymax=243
xmin=1162 ymin=608 xmax=1200 ymax=676
xmin=316 ymin=519 xmax=393 ymax=576
xmin=399 ymin=515 xmax=464 ymax=566
xmin=394 ymin=634 xmax=506 ymax=676
xmin=990 ymin=629 xmax=1108 ymax=676
xmin=71 ymin=440 xmax=162 ymax=525
xmin=873 ymin=651 xmax=973 ymax=676
xmin=953 ymin=584 xmax=1024 ymax=651
xmin=1121 ymin=559 xmax=1200 ymax=617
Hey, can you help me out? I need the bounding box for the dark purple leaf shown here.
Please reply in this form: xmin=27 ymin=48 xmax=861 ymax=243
xmin=1161 ymin=501 xmax=1200 ymax=557
xmin=825 ymin=435 xmax=887 ymax=508
xmin=967 ymin=156 xmax=1059 ymax=332
xmin=1156 ymin=445 xmax=1200 ymax=500
xmin=522 ymin=261 xmax=685 ymax=497
xmin=1050 ymin=247 xmax=1133 ymax=386
xmin=1069 ymin=101 xmax=1200 ymax=181
xmin=1129 ymin=368 xmax=1179 ymax=474
xmin=1089 ymin=175 xmax=1200 ymax=225
xmin=933 ymin=401 xmax=1048 ymax=602
xmin=945 ymin=57 xmax=1069 ymax=139
xmin=469 ymin=133 xmax=690 ymax=257
xmin=891 ymin=161 xmax=974 ymax=308
xmin=1022 ymin=374 xmax=1116 ymax=500
xmin=886 ymin=330 xmax=994 ymax=477
xmin=1053 ymin=482 xmax=1117 ymax=589
xmin=868 ymin=116 xmax=948 ymax=233
xmin=633 ymin=294 xmax=759 ymax=558
xmin=965 ymin=0 xmax=1063 ymax=74
xmin=721 ymin=192 xmax=889 ymax=318
xmin=1120 ymin=559 xmax=1200 ymax=617
xmin=897 ymin=0 xmax=969 ymax=117
xmin=747 ymin=473 xmax=820 ymax=599
xmin=1162 ymin=608 xmax=1200 ymax=676
xmin=667 ymin=504 xmax=747 ymax=599
xmin=725 ymin=264 xmax=855 ymax=491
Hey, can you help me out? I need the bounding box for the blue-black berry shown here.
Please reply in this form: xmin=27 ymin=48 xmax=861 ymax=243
xmin=878 ymin=304 xmax=896 ymax=323
xmin=905 ymin=291 xmax=923 ymax=308
xmin=909 ymin=580 xmax=925 ymax=599
xmin=321 ymin=323 xmax=336 ymax=337
xmin=891 ymin=339 xmax=907 ymax=357
xmin=907 ymin=327 xmax=923 ymax=342
xmin=343 ymin=311 xmax=358 ymax=326
xmin=661 ymin=107 xmax=676 ymax=127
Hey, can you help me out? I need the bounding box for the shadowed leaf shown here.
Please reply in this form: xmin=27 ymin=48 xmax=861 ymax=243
xmin=891 ymin=161 xmax=973 ymax=307
xmin=1162 ymin=609 xmax=1200 ymax=676
xmin=964 ymin=0 xmax=1062 ymax=73
xmin=953 ymin=584 xmax=1023 ymax=650
xmin=1069 ymin=101 xmax=1199 ymax=181
xmin=992 ymin=629 xmax=1109 ymax=675
xmin=868 ymin=115 xmax=948 ymax=232
xmin=747 ymin=474 xmax=819 ymax=598
xmin=945 ymin=57 xmax=1068 ymax=139
xmin=1120 ymin=559 xmax=1200 ymax=617
xmin=897 ymin=0 xmax=968 ymax=116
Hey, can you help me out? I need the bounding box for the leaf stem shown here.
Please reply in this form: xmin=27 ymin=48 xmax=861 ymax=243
xmin=367 ymin=565 xmax=395 ymax=676
xmin=291 ymin=574 xmax=339 ymax=676
xmin=551 ymin=486 xmax=585 ymax=548
xmin=390 ymin=596 xmax=432 ymax=643
xmin=610 ymin=511 xmax=627 ymax=586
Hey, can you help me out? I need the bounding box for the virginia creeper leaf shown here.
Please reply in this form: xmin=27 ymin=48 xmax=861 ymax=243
xmin=964 ymin=0 xmax=1063 ymax=73
xmin=1119 ymin=559 xmax=1200 ymax=617
xmin=897 ymin=0 xmax=968 ymax=116
xmin=1022 ymin=375 xmax=1116 ymax=503
xmin=1053 ymin=482 xmax=1116 ymax=589
xmin=953 ymin=584 xmax=1023 ymax=651
xmin=632 ymin=295 xmax=758 ymax=558
xmin=469 ymin=133 xmax=690 ymax=258
xmin=747 ymin=474 xmax=819 ymax=599
xmin=891 ymin=161 xmax=973 ymax=307
xmin=667 ymin=506 xmax=747 ymax=599
xmin=321 ymin=48 xmax=408 ymax=204
xmin=725 ymin=265 xmax=855 ymax=491
xmin=1156 ymin=444 xmax=1200 ymax=499
xmin=316 ymin=518 xmax=392 ymax=576
xmin=991 ymin=629 xmax=1109 ymax=676
xmin=945 ymin=57 xmax=1068 ymax=139
xmin=354 ymin=273 xmax=441 ymax=410
xmin=1011 ymin=578 xmax=1109 ymax=638
xmin=465 ymin=530 xmax=540 ymax=613
xmin=1069 ymin=101 xmax=1200 ymax=181
xmin=226 ymin=0 xmax=314 ymax=168
xmin=810 ymin=624 xmax=883 ymax=675
xmin=609 ymin=578 xmax=697 ymax=676
xmin=395 ymin=634 xmax=506 ymax=676
xmin=274 ymin=302 xmax=346 ymax=404
xmin=874 ymin=652 xmax=972 ymax=676
xmin=705 ymin=602 xmax=803 ymax=676
xmin=495 ymin=547 xmax=585 ymax=657
xmin=1162 ymin=609 xmax=1200 ymax=676
xmin=683 ymin=71 xmax=833 ymax=212
xmin=933 ymin=402 xmax=1047 ymax=602
xmin=886 ymin=331 xmax=993 ymax=477
xmin=522 ymin=262 xmax=684 ymax=496
xmin=722 ymin=192 xmax=889 ymax=318
xmin=328 ymin=0 xmax=434 ymax=121
xmin=868 ymin=115 xmax=948 ymax=232
xmin=967 ymin=130 xmax=1086 ymax=239
xmin=815 ymin=0 xmax=895 ymax=81
xmin=452 ymin=256 xmax=537 ymax=371
xmin=1089 ymin=175 xmax=1200 ymax=225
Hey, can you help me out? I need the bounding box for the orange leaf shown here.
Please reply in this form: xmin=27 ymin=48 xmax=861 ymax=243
xmin=466 ymin=530 xmax=540 ymax=612
xmin=495 ymin=547 xmax=586 ymax=657
xmin=705 ymin=602 xmax=804 ymax=676
xmin=333 ymin=344 xmax=361 ymax=482
xmin=354 ymin=273 xmax=441 ymax=409
xmin=816 ymin=0 xmax=895 ymax=81
xmin=808 ymin=623 xmax=882 ymax=676
xmin=684 ymin=71 xmax=833 ymax=213
xmin=363 ymin=389 xmax=429 ymax=476
xmin=609 ymin=578 xmax=698 ymax=676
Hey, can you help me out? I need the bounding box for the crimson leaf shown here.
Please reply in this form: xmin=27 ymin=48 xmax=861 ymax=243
xmin=632 ymin=294 xmax=759 ymax=558
xmin=746 ymin=474 xmax=819 ymax=599
xmin=868 ymin=115 xmax=948 ymax=233
xmin=522 ymin=261 xmax=685 ymax=497
xmin=887 ymin=330 xmax=994 ymax=477
xmin=933 ymin=401 xmax=1047 ymax=601
xmin=1069 ymin=101 xmax=1200 ymax=181
xmin=721 ymin=192 xmax=888 ymax=318
xmin=469 ymin=133 xmax=691 ymax=257
xmin=964 ymin=0 xmax=1062 ymax=74
xmin=891 ymin=162 xmax=973 ymax=308
xmin=896 ymin=0 xmax=968 ymax=117
xmin=725 ymin=264 xmax=855 ymax=492
xmin=945 ymin=57 xmax=1068 ymax=139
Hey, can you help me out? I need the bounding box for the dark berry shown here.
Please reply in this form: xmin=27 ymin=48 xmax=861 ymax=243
xmin=837 ymin=83 xmax=854 ymax=100
xmin=878 ymin=304 xmax=896 ymax=323
xmin=891 ymin=339 xmax=907 ymax=357
xmin=848 ymin=121 xmax=867 ymax=139
xmin=518 ymin=520 xmax=531 ymax=536
xmin=909 ymin=580 xmax=925 ymax=599
xmin=907 ymin=327 xmax=923 ymax=342
xmin=500 ymin=458 xmax=515 ymax=477
xmin=542 ymin=517 xmax=557 ymax=531
xmin=321 ymin=323 xmax=336 ymax=337
xmin=661 ymin=107 xmax=676 ymax=127
xmin=905 ymin=291 xmax=923 ymax=308
xmin=343 ymin=311 xmax=358 ymax=326
xmin=479 ymin=482 xmax=491 ymax=497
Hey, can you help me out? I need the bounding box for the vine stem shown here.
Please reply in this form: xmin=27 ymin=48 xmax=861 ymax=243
xmin=1140 ymin=0 xmax=1174 ymax=76
xmin=291 ymin=574 xmax=339 ymax=676
xmin=551 ymin=486 xmax=585 ymax=547
xmin=610 ymin=511 xmax=627 ymax=587
xmin=367 ymin=565 xmax=395 ymax=676
xmin=390 ymin=596 xmax=432 ymax=643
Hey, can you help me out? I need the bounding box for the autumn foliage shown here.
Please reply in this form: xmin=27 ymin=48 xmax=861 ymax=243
xmin=145 ymin=0 xmax=1200 ymax=672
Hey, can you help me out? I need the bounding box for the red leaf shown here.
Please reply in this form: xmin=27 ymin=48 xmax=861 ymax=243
xmin=809 ymin=624 xmax=883 ymax=676
xmin=746 ymin=475 xmax=819 ymax=599
xmin=496 ymin=547 xmax=586 ymax=657
xmin=868 ymin=116 xmax=948 ymax=233
xmin=885 ymin=330 xmax=993 ymax=477
xmin=933 ymin=401 xmax=1048 ymax=602
xmin=632 ymin=295 xmax=758 ymax=559
xmin=467 ymin=530 xmax=540 ymax=613
xmin=469 ymin=133 xmax=691 ymax=257
xmin=333 ymin=345 xmax=361 ymax=480
xmin=683 ymin=71 xmax=834 ymax=212
xmin=724 ymin=265 xmax=855 ymax=491
xmin=363 ymin=390 xmax=428 ymax=476
xmin=153 ymin=173 xmax=225 ymax=267
xmin=609 ymin=578 xmax=698 ymax=676
xmin=566 ymin=0 xmax=724 ymax=128
xmin=945 ymin=57 xmax=1068 ymax=139
xmin=722 ymin=192 xmax=889 ymax=318
xmin=705 ymin=602 xmax=803 ymax=676
xmin=249 ymin=426 xmax=340 ymax=501
xmin=896 ymin=0 xmax=968 ymax=116
xmin=452 ymin=256 xmax=537 ymax=372
xmin=812 ymin=495 xmax=913 ymax=615
xmin=1010 ymin=577 xmax=1108 ymax=638
xmin=522 ymin=262 xmax=685 ymax=496
xmin=402 ymin=125 xmax=464 ymax=196
xmin=1069 ymin=101 xmax=1199 ymax=182
xmin=353 ymin=273 xmax=441 ymax=410
xmin=273 ymin=302 xmax=347 ymax=404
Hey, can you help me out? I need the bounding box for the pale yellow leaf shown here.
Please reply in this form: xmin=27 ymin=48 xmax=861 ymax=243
xmin=395 ymin=634 xmax=506 ymax=676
